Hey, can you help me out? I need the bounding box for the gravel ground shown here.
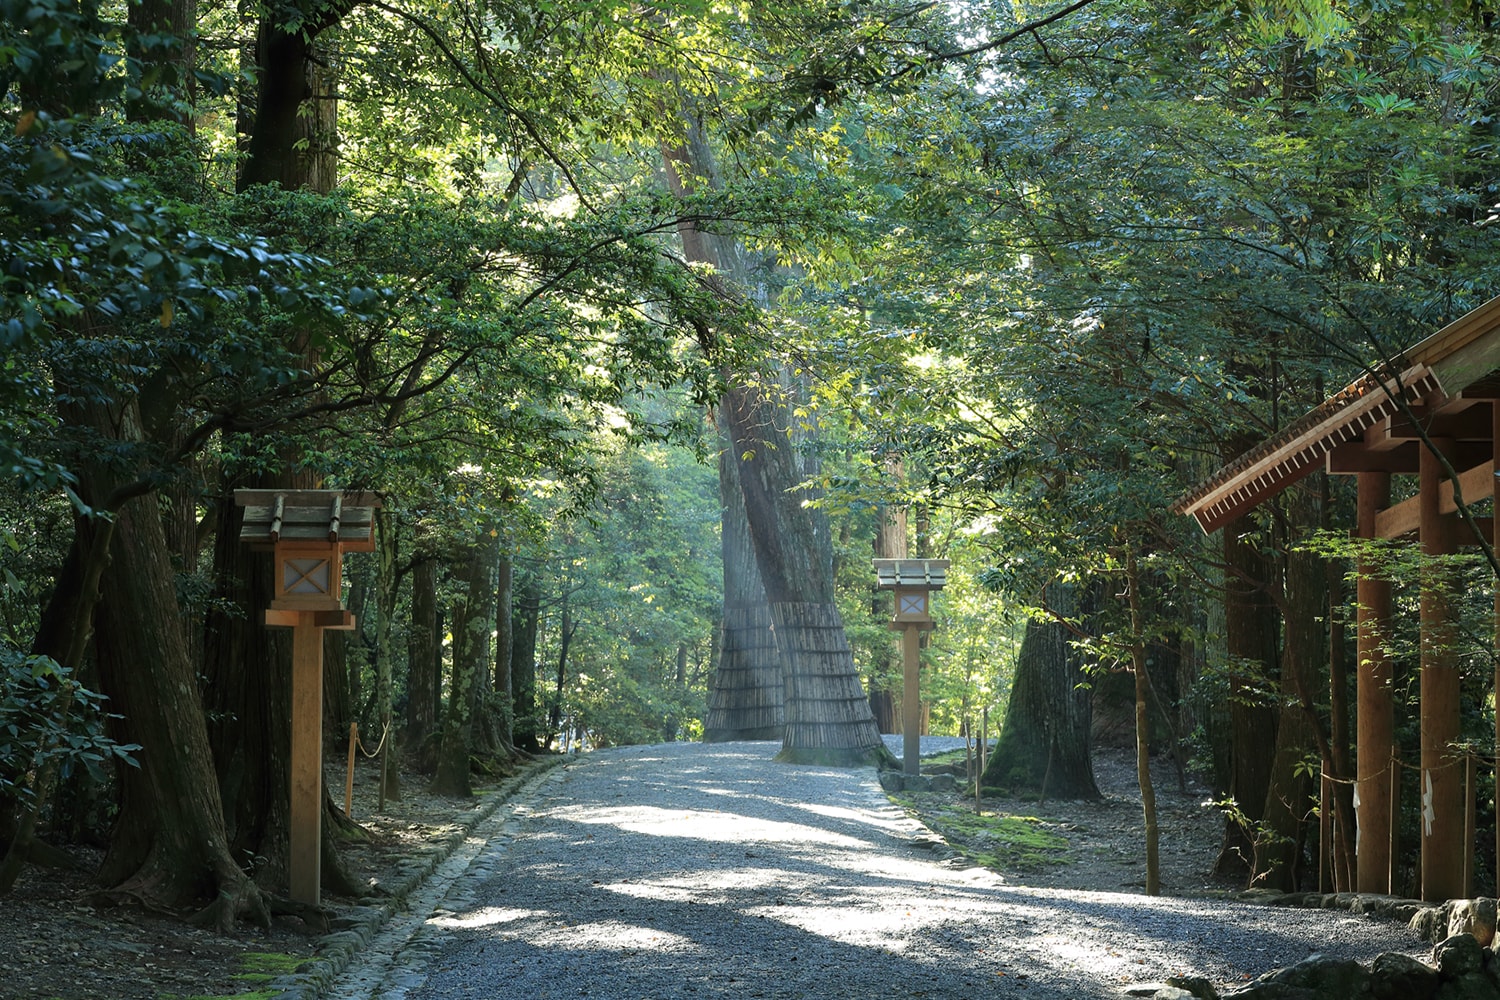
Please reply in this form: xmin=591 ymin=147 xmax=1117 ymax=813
xmin=328 ymin=740 xmax=1425 ymax=1000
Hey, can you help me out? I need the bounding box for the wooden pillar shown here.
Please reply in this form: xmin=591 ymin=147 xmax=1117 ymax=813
xmin=1493 ymin=402 xmax=1500 ymax=894
xmin=902 ymin=623 xmax=921 ymax=775
xmin=1420 ymin=439 xmax=1462 ymax=902
xmin=290 ymin=619 xmax=324 ymax=906
xmin=1355 ymin=470 xmax=1394 ymax=893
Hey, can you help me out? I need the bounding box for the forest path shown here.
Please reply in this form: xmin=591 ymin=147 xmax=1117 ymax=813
xmin=325 ymin=741 xmax=1420 ymax=1000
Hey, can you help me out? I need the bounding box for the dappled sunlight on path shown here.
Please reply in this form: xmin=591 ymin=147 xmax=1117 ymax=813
xmin=344 ymin=742 xmax=1422 ymax=1000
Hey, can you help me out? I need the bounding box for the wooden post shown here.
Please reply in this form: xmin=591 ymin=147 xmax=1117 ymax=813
xmin=290 ymin=620 xmax=323 ymax=907
xmin=237 ymin=489 xmax=377 ymax=911
xmin=1420 ymin=439 xmax=1462 ymax=902
xmin=902 ymin=623 xmax=921 ymax=776
xmin=345 ymin=722 xmax=358 ymax=818
xmin=1389 ymin=750 xmax=1401 ymax=895
xmin=1493 ymin=401 xmax=1500 ymax=894
xmin=1466 ymin=751 xmax=1477 ymax=898
xmin=1356 ymin=469 xmax=1394 ymax=893
xmin=980 ymin=706 xmax=988 ymax=777
xmin=1319 ymin=761 xmax=1332 ymax=893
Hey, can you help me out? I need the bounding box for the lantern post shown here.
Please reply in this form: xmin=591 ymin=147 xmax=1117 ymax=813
xmin=236 ymin=489 xmax=380 ymax=906
xmin=873 ymin=558 xmax=949 ymax=776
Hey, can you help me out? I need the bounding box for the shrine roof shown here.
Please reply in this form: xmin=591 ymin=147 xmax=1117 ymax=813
xmin=1173 ymin=295 xmax=1500 ymax=534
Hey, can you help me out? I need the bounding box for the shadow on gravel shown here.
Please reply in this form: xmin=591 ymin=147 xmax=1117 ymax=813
xmin=408 ymin=742 xmax=1420 ymax=1000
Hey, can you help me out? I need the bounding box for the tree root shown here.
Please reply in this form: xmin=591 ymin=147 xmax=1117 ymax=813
xmin=188 ymin=868 xmax=271 ymax=932
xmin=267 ymin=896 xmax=331 ymax=935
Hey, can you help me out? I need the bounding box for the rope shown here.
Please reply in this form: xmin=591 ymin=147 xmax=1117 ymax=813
xmin=354 ymin=719 xmax=393 ymax=759
xmin=1319 ymin=744 xmax=1500 ymax=785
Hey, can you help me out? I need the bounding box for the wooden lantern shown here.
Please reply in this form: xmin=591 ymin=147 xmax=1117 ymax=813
xmin=236 ymin=489 xmax=380 ymax=906
xmin=873 ymin=558 xmax=949 ymax=775
xmin=874 ymin=559 xmax=949 ymax=627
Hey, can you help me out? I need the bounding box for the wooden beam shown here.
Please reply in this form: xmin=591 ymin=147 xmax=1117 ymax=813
xmin=1420 ymin=440 xmax=1463 ymax=902
xmin=1385 ymin=403 xmax=1495 ymax=442
xmin=1355 ymin=470 xmax=1394 ymax=894
xmin=1327 ymin=440 xmax=1491 ymax=475
xmin=1373 ymin=459 xmax=1494 ymax=538
xmin=265 ymin=608 xmax=356 ymax=629
xmin=901 ymin=623 xmax=921 ymax=777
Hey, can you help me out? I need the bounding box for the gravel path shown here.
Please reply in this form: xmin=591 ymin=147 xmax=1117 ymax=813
xmin=328 ymin=741 xmax=1424 ymax=1000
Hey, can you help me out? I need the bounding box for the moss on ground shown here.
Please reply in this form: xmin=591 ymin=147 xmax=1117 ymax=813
xmin=159 ymin=952 xmax=303 ymax=1000
xmin=895 ymin=794 xmax=1070 ymax=872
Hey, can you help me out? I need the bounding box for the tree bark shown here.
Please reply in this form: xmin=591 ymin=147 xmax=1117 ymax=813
xmin=65 ymin=398 xmax=267 ymax=929
xmin=494 ymin=548 xmax=515 ymax=749
xmin=870 ymin=477 xmax=908 ymax=733
xmin=431 ymin=532 xmax=497 ymax=796
xmin=405 ymin=556 xmax=439 ymax=749
xmin=1216 ymin=508 xmax=1280 ymax=876
xmin=1252 ymin=500 xmax=1322 ymax=891
xmin=239 ymin=19 xmax=342 ymax=192
xmin=373 ymin=510 xmax=400 ymax=803
xmin=547 ymin=600 xmax=577 ymax=745
xmin=1126 ymin=550 xmax=1160 ymax=896
xmin=511 ymin=575 xmax=542 ymax=753
xmin=981 ymin=585 xmax=1100 ymax=799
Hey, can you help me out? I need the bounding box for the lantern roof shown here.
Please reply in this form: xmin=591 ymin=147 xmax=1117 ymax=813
xmin=236 ymin=489 xmax=382 ymax=551
xmin=872 ymin=558 xmax=950 ymax=590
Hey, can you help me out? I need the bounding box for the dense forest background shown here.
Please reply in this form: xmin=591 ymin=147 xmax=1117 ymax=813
xmin=3 ymin=0 xmax=1499 ymax=923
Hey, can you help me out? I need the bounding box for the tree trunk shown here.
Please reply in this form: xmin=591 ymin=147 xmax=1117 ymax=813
xmin=65 ymin=398 xmax=267 ymax=929
xmin=704 ymin=411 xmax=784 ymax=741
xmin=323 ymin=595 xmax=352 ymax=744
xmin=405 ymin=556 xmax=439 ymax=749
xmin=663 ymin=86 xmax=884 ymax=765
xmin=373 ymin=510 xmax=399 ymax=803
xmin=547 ymin=601 xmax=576 ymax=745
xmin=1253 ymin=518 xmax=1322 ymax=891
xmin=1216 ymin=507 xmax=1280 ymax=877
xmin=1126 ymin=549 xmax=1160 ymax=896
xmin=981 ymin=586 xmax=1100 ymax=799
xmin=721 ymin=382 xmax=886 ymax=766
xmin=494 ymin=548 xmax=515 ymax=749
xmin=201 ymin=490 xmax=294 ymax=892
xmin=239 ymin=22 xmax=340 ymax=192
xmin=869 ymin=471 xmax=908 ymax=734
xmin=511 ymin=575 xmax=542 ymax=752
xmin=432 ymin=533 xmax=496 ymax=796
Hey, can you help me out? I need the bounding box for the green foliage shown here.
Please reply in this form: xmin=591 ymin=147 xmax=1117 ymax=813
xmin=529 ymin=427 xmax=720 ymax=748
xmin=0 ymin=651 xmax=138 ymax=804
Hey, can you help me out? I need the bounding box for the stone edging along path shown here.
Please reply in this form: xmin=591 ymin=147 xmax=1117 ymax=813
xmin=1113 ymin=890 xmax=1500 ymax=999
xmin=267 ymin=755 xmax=569 ymax=1000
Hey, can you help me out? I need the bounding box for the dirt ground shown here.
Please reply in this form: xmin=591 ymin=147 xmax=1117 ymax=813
xmin=0 ymin=746 xmax=1233 ymax=1000
xmin=908 ymin=745 xmax=1239 ymax=896
xmin=0 ymin=755 xmax=500 ymax=1000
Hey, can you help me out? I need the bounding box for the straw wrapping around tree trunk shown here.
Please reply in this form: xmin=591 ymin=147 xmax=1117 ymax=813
xmin=771 ymin=602 xmax=885 ymax=759
xmin=704 ymin=604 xmax=784 ymax=741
